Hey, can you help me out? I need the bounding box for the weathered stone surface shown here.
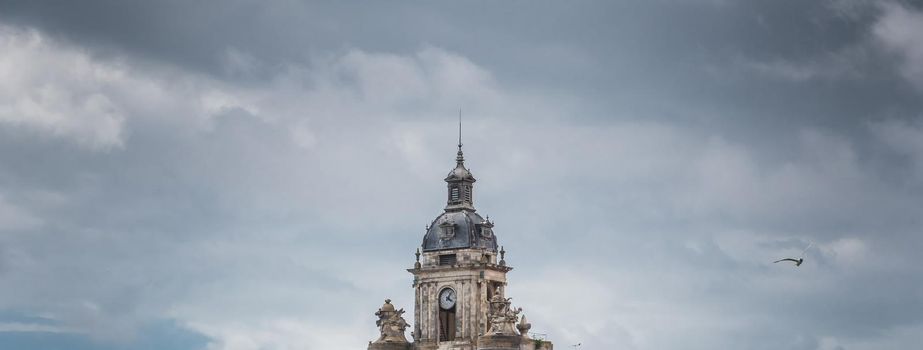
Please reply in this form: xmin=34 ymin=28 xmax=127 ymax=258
xmin=370 ymin=299 xmax=411 ymax=347
xmin=485 ymin=286 xmax=521 ymax=336
xmin=368 ymin=342 xmax=412 ymax=350
xmin=516 ymin=314 xmax=531 ymax=340
xmin=520 ymin=339 xmax=554 ymax=350
xmin=475 ymin=334 xmax=520 ymax=350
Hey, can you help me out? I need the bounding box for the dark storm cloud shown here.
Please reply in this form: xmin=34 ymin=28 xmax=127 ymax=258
xmin=3 ymin=0 xmax=921 ymax=138
xmin=1 ymin=1 xmax=923 ymax=350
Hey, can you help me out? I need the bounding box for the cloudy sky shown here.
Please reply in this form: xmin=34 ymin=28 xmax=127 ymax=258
xmin=1 ymin=1 xmax=923 ymax=349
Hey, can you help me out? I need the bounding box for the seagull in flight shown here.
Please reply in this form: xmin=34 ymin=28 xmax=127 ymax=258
xmin=773 ymin=257 xmax=803 ymax=266
xmin=773 ymin=242 xmax=813 ymax=267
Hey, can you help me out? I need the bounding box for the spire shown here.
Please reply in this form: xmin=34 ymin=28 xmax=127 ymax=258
xmin=456 ymin=109 xmax=464 ymax=165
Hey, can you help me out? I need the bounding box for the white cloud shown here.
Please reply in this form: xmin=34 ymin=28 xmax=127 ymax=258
xmin=873 ymin=2 xmax=923 ymax=90
xmin=0 ymin=24 xmax=261 ymax=149
xmin=0 ymin=26 xmax=125 ymax=149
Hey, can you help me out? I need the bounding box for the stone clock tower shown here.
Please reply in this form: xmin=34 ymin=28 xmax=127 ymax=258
xmin=366 ymin=132 xmax=554 ymax=350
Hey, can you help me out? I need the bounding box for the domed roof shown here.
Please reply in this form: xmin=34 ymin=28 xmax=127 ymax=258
xmin=422 ymin=210 xmax=497 ymax=252
xmin=445 ymin=148 xmax=476 ymax=182
xmin=445 ymin=164 xmax=475 ymax=182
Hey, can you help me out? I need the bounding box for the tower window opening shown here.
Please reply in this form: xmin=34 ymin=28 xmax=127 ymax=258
xmin=464 ymin=186 xmax=471 ymax=202
xmin=439 ymin=254 xmax=457 ymax=265
xmin=450 ymin=187 xmax=460 ymax=201
xmin=439 ymin=305 xmax=456 ymax=341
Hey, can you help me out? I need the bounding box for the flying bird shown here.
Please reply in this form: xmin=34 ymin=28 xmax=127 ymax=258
xmin=773 ymin=242 xmax=813 ymax=267
xmin=773 ymin=257 xmax=803 ymax=266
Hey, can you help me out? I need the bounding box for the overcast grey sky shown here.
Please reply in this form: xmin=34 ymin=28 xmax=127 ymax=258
xmin=1 ymin=1 xmax=923 ymax=349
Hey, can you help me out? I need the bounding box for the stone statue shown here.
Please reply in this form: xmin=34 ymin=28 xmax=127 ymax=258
xmin=486 ymin=287 xmax=522 ymax=335
xmin=372 ymin=299 xmax=410 ymax=344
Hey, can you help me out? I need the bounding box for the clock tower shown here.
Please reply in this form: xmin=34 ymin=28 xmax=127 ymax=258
xmin=367 ymin=130 xmax=553 ymax=350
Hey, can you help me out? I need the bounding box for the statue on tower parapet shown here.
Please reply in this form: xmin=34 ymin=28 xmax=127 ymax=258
xmin=369 ymin=299 xmax=411 ymax=350
xmin=486 ymin=286 xmax=522 ymax=336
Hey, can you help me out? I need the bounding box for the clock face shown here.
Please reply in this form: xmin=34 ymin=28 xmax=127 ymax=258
xmin=439 ymin=288 xmax=456 ymax=310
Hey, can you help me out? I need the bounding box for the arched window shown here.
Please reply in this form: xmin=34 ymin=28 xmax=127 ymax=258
xmin=438 ymin=288 xmax=457 ymax=341
xmin=450 ymin=187 xmax=460 ymax=201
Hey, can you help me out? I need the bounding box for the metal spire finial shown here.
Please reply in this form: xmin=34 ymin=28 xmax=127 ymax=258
xmin=458 ymin=109 xmax=463 ymax=149
xmin=456 ymin=109 xmax=464 ymax=164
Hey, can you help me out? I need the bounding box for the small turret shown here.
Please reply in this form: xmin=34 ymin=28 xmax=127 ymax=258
xmin=444 ymin=121 xmax=476 ymax=211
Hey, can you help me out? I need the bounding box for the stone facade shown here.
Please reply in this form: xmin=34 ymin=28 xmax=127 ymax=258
xmin=369 ymin=140 xmax=553 ymax=350
xmin=409 ymin=250 xmax=511 ymax=349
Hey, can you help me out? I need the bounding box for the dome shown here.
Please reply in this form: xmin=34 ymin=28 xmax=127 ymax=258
xmin=422 ymin=210 xmax=497 ymax=252
xmin=445 ymin=147 xmax=476 ymax=182
xmin=445 ymin=164 xmax=476 ymax=182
